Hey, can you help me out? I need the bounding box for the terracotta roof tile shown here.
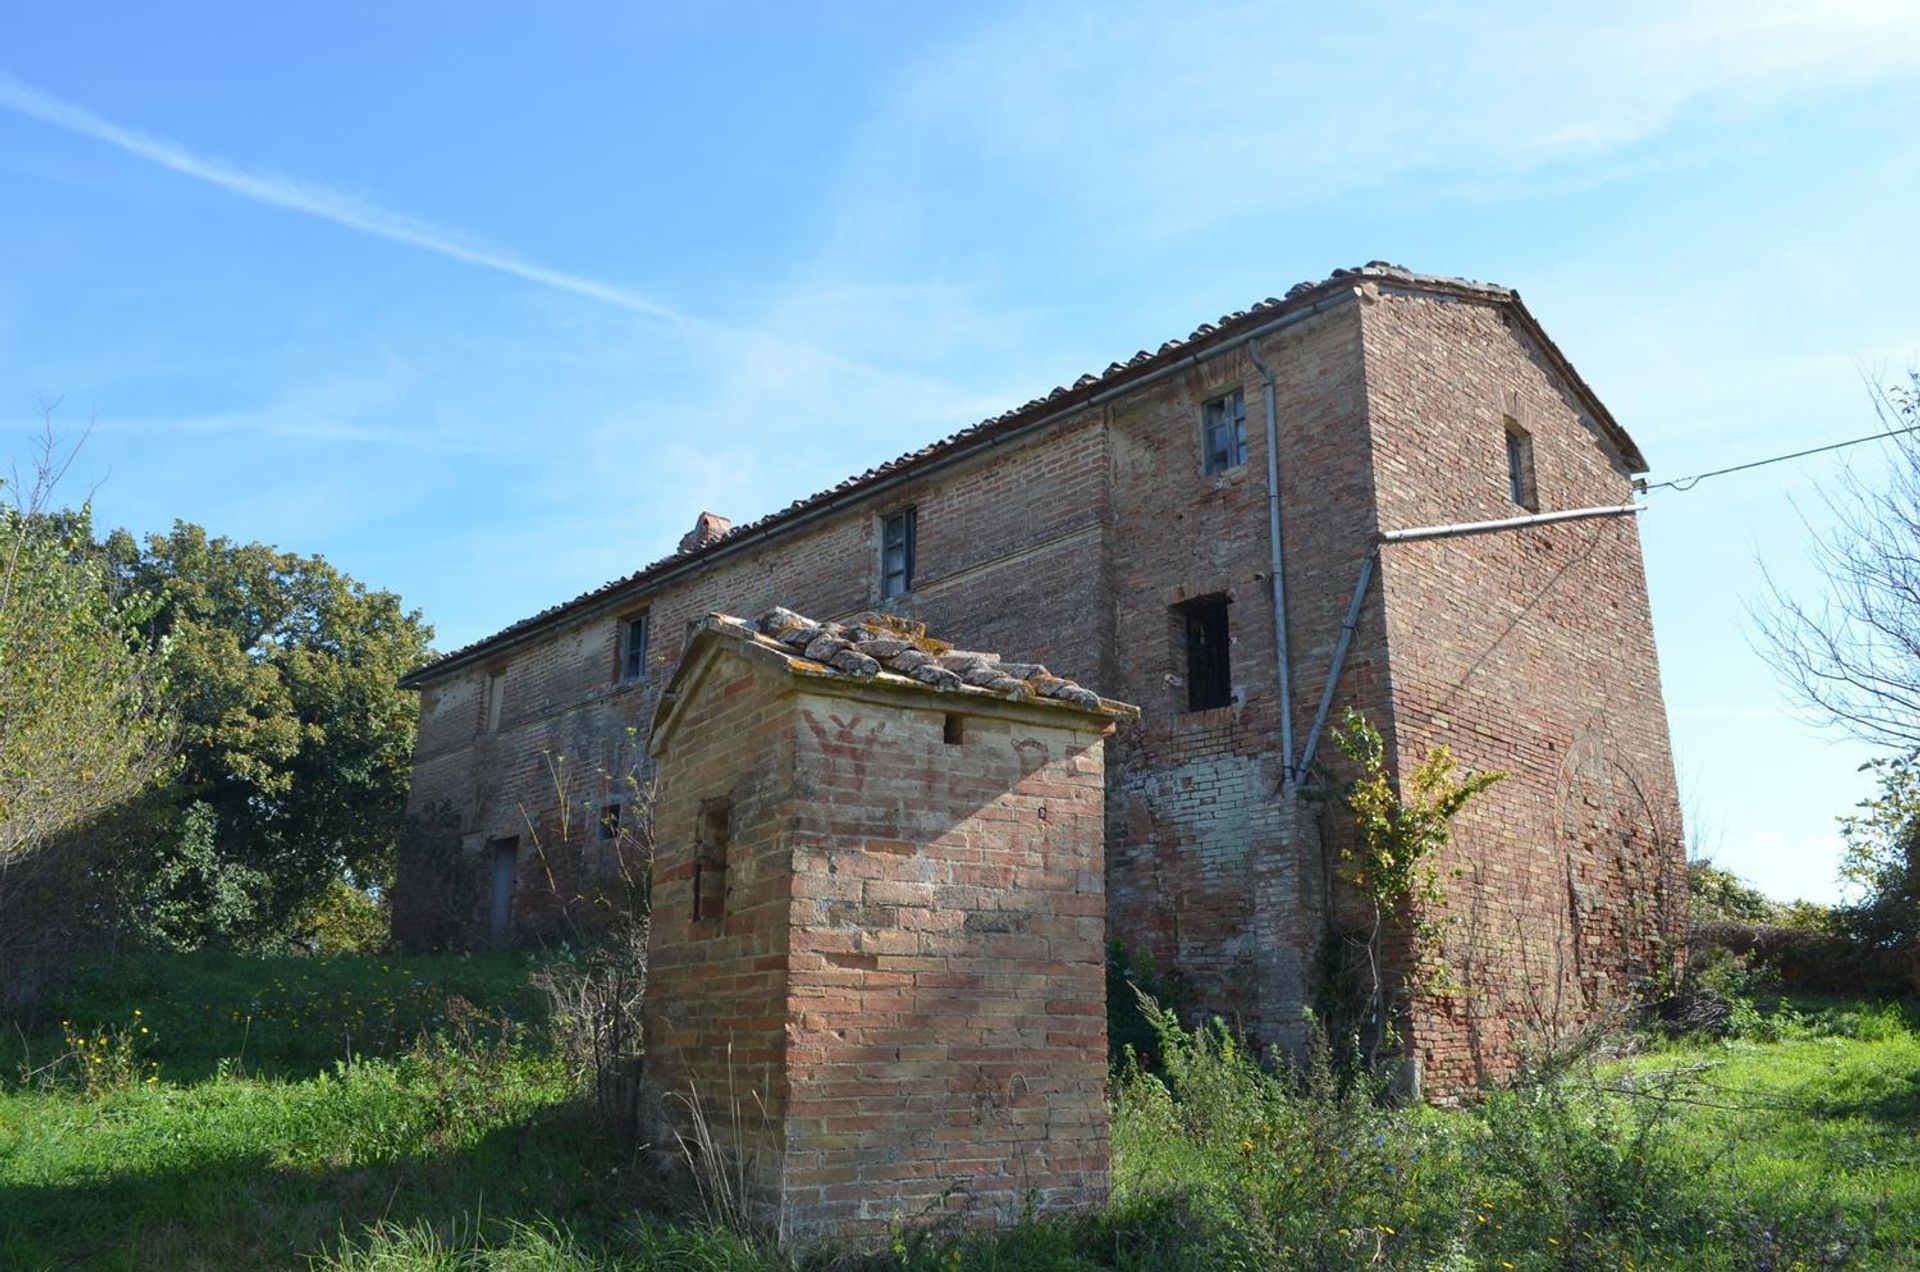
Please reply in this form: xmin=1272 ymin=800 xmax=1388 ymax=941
xmin=661 ymin=608 xmax=1136 ymax=726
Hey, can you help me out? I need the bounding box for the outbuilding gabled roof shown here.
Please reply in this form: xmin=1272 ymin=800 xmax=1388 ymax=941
xmin=401 ymin=263 xmax=1642 ymax=688
xmin=649 ymin=608 xmax=1137 ymax=754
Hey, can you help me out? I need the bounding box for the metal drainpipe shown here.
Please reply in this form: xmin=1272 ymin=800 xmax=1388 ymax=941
xmin=1246 ymin=341 xmax=1294 ymax=784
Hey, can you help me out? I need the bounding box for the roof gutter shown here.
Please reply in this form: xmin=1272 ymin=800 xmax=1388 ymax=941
xmin=402 ymin=287 xmax=1364 ymax=688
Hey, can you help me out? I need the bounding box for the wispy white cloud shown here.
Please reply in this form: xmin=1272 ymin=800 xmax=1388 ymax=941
xmin=0 ymin=73 xmax=696 ymax=326
xmin=835 ymin=0 xmax=1920 ymax=249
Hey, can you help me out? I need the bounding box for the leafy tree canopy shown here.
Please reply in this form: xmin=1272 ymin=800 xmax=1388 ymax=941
xmin=1836 ymin=752 xmax=1920 ymax=951
xmin=74 ymin=519 xmax=434 ymax=947
xmin=0 ymin=502 xmax=172 ymax=863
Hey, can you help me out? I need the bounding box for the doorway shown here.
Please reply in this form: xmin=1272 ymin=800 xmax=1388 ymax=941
xmin=487 ymin=836 xmax=519 ymax=948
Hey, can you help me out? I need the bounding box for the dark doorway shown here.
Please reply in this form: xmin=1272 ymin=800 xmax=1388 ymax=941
xmin=487 ymin=836 xmax=519 ymax=948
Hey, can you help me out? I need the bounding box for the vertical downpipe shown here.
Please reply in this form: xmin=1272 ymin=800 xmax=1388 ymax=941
xmin=1248 ymin=341 xmax=1294 ymax=784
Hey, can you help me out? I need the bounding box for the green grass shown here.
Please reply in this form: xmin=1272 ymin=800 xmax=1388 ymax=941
xmin=1613 ymin=1000 xmax=1920 ymax=1258
xmin=3 ymin=954 xmax=1917 ymax=1269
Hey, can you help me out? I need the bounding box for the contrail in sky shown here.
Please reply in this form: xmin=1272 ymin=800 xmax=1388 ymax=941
xmin=0 ymin=73 xmax=694 ymax=326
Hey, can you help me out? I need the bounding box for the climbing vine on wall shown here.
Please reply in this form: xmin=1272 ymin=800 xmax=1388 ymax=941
xmin=1333 ymin=707 xmax=1505 ymax=1061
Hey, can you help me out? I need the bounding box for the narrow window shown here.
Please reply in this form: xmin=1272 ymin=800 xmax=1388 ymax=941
xmin=1505 ymin=417 xmax=1538 ymax=511
xmin=600 ymin=802 xmax=622 ymax=842
xmin=485 ymin=669 xmax=507 ymax=733
xmin=692 ymin=796 xmax=732 ymax=927
xmin=1202 ymin=389 xmax=1248 ymax=474
xmin=943 ymin=713 xmax=965 ymax=746
xmin=1176 ymin=595 xmax=1232 ymax=711
xmin=880 ymin=507 xmax=917 ymax=600
xmin=621 ymin=611 xmax=650 ymax=681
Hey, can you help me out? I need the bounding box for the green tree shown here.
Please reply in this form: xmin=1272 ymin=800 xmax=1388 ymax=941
xmin=0 ymin=429 xmax=172 ymax=865
xmin=85 ymin=521 xmax=434 ymax=947
xmin=1835 ymin=752 xmax=1920 ymax=951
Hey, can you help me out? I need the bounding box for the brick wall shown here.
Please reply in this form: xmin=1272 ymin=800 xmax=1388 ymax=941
xmin=643 ymin=639 xmax=1114 ymax=1242
xmin=644 ymin=652 xmax=798 ymax=1175
xmin=1359 ymin=284 xmax=1686 ymax=1089
xmin=399 ymin=276 xmax=1684 ymax=1095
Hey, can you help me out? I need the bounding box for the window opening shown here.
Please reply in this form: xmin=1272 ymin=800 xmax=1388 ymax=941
xmin=943 ymin=713 xmax=965 ymax=746
xmin=692 ymin=796 xmax=732 ymax=927
xmin=1177 ymin=595 xmax=1233 ymax=711
xmin=485 ymin=670 xmax=506 ymax=733
xmin=880 ymin=507 xmax=917 ymax=600
xmin=1202 ymin=389 xmax=1248 ymax=474
xmin=1505 ymin=417 xmax=1538 ymax=511
xmin=621 ymin=611 xmax=650 ymax=681
xmin=600 ymin=802 xmax=622 ymax=842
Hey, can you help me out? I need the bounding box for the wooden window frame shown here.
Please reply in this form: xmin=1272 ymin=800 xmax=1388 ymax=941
xmin=879 ymin=506 xmax=917 ymax=601
xmin=1202 ymin=389 xmax=1248 ymax=475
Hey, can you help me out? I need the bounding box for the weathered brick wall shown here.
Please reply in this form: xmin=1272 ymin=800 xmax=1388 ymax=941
xmin=644 ymin=654 xmax=798 ymax=1181
xmin=1359 ymin=285 xmax=1685 ymax=1089
xmin=779 ymin=688 xmax=1111 ymax=1238
xmin=398 ymin=278 xmax=1685 ymax=1096
xmin=1099 ymin=295 xmax=1390 ymax=1048
xmin=641 ymin=638 xmax=1114 ymax=1242
xmin=399 ymin=414 xmax=1115 ymax=947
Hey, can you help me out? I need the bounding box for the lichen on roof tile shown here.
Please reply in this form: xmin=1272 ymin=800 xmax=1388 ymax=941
xmin=681 ymin=608 xmax=1133 ymax=719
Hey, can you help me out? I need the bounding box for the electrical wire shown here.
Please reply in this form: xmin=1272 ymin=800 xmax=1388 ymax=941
xmin=1638 ymin=421 xmax=1920 ymax=493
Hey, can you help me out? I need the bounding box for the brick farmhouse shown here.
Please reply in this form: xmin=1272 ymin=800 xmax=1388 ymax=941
xmin=395 ymin=262 xmax=1685 ymax=1094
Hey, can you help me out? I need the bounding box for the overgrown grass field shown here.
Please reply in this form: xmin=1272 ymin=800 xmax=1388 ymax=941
xmin=2 ymin=954 xmax=1915 ymax=1269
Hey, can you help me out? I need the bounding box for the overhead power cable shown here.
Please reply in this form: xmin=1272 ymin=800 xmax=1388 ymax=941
xmin=1638 ymin=421 xmax=1920 ymax=493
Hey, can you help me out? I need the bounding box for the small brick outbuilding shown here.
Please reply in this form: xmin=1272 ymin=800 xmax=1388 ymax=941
xmin=644 ymin=608 xmax=1136 ymax=1242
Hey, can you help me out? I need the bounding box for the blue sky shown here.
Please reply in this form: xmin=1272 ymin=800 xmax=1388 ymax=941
xmin=5 ymin=1 xmax=1920 ymax=902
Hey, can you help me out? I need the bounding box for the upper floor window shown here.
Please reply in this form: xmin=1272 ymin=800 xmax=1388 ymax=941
xmin=484 ymin=669 xmax=507 ymax=733
xmin=880 ymin=507 xmax=917 ymax=600
xmin=1505 ymin=417 xmax=1538 ymax=511
xmin=1202 ymin=389 xmax=1248 ymax=474
xmin=621 ymin=611 xmax=650 ymax=682
xmin=1175 ymin=594 xmax=1232 ymax=712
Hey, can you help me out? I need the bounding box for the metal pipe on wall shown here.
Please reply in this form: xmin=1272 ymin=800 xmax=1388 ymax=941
xmin=1247 ymin=341 xmax=1295 ymax=782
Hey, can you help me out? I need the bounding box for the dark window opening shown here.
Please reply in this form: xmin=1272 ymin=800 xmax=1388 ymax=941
xmin=1178 ymin=595 xmax=1233 ymax=712
xmin=880 ymin=507 xmax=916 ymax=600
xmin=692 ymin=796 xmax=732 ymax=927
xmin=1202 ymin=389 xmax=1248 ymax=474
xmin=943 ymin=713 xmax=965 ymax=746
xmin=621 ymin=612 xmax=650 ymax=681
xmin=600 ymin=802 xmax=622 ymax=842
xmin=1505 ymin=417 xmax=1538 ymax=511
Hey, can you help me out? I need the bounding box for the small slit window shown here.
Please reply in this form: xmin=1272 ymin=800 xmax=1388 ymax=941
xmin=880 ymin=507 xmax=917 ymax=600
xmin=1176 ymin=595 xmax=1232 ymax=712
xmin=484 ymin=670 xmax=506 ymax=733
xmin=1505 ymin=417 xmax=1538 ymax=511
xmin=1202 ymin=389 xmax=1248 ymax=474
xmin=943 ymin=713 xmax=965 ymax=746
xmin=621 ymin=611 xmax=650 ymax=682
xmin=599 ymin=802 xmax=622 ymax=842
xmin=692 ymin=796 xmax=731 ymax=928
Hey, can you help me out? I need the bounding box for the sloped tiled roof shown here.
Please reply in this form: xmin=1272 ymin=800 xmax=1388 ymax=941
xmin=651 ymin=608 xmax=1137 ymax=748
xmin=401 ymin=262 xmax=1639 ymax=687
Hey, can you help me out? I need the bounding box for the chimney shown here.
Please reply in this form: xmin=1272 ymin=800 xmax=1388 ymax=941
xmin=678 ymin=511 xmax=733 ymax=554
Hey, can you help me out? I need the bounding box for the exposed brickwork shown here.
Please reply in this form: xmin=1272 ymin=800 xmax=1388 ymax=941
xmin=1359 ymin=284 xmax=1686 ymax=1089
xmin=644 ymin=617 xmax=1124 ymax=1241
xmin=397 ymin=269 xmax=1686 ymax=1097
